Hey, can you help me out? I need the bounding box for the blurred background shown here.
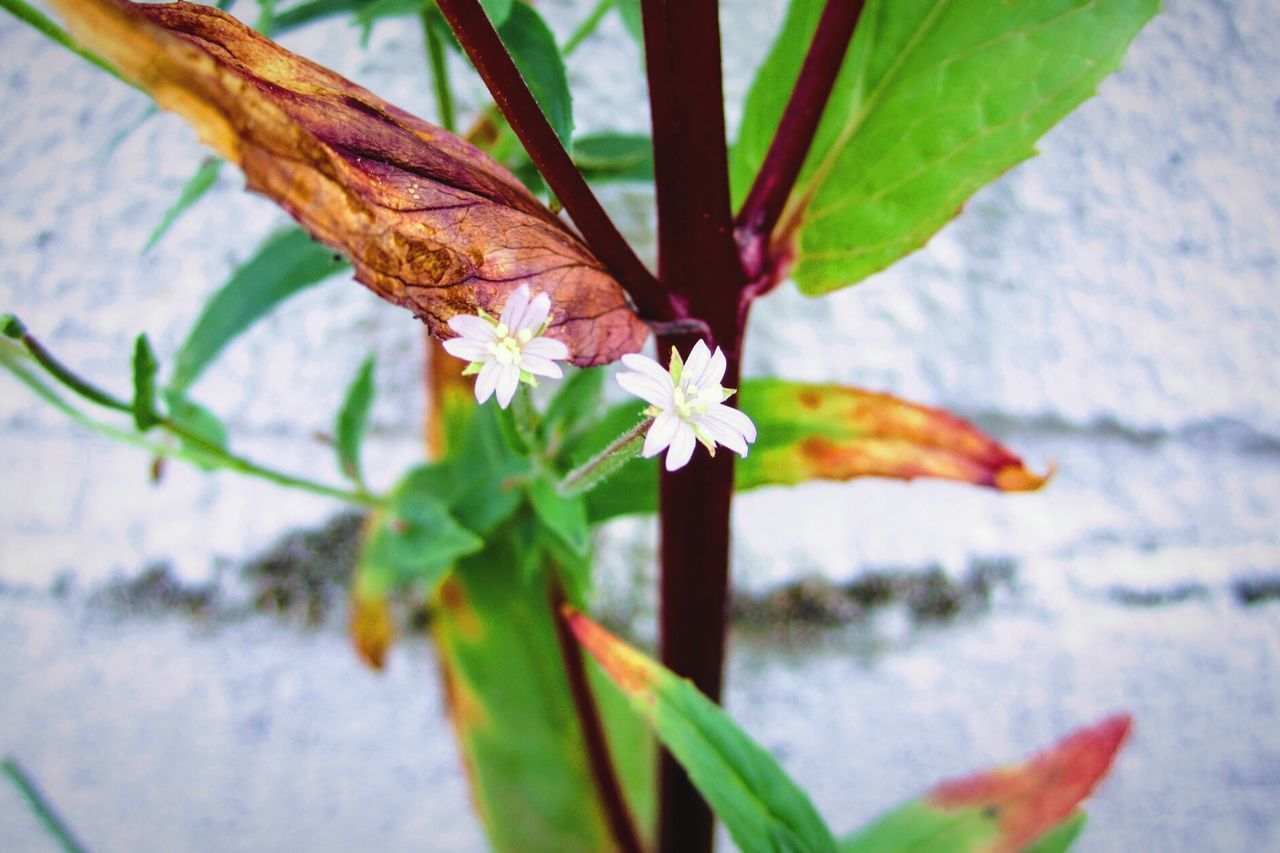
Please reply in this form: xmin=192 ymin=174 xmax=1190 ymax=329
xmin=1 ymin=0 xmax=1277 ymax=849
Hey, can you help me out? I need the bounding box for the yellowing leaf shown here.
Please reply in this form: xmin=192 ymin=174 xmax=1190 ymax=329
xmin=49 ymin=0 xmax=647 ymax=365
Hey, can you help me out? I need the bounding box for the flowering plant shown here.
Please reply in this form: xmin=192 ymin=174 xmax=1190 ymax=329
xmin=0 ymin=0 xmax=1158 ymax=850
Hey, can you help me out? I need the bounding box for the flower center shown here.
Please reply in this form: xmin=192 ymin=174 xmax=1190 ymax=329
xmin=672 ymin=384 xmax=704 ymax=420
xmin=490 ymin=334 xmax=524 ymax=366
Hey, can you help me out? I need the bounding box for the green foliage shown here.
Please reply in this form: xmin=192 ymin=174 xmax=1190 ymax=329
xmin=499 ymin=1 xmax=574 ymax=149
xmin=335 ymin=354 xmax=376 ymax=486
xmin=614 ymin=0 xmax=643 ymax=52
xmin=163 ymin=389 xmax=230 ymax=469
xmin=574 ymin=615 xmax=838 ymax=853
xmin=732 ymin=0 xmax=1159 ymax=294
xmin=168 ymin=227 xmax=348 ymax=395
xmin=572 ymin=132 xmax=654 ymax=182
xmin=144 ymin=158 xmax=224 ymax=253
xmin=130 ymin=334 xmax=161 ymax=431
xmin=1024 ymin=814 xmax=1088 ymax=853
xmin=541 ymin=366 xmax=604 ymax=451
xmin=528 ymin=477 xmax=590 ymax=557
xmin=359 ymin=466 xmax=483 ymax=594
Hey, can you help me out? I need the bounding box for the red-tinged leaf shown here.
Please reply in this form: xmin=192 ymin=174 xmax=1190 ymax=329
xmin=739 ymin=379 xmax=1051 ymax=492
xmin=48 ymin=0 xmax=647 ymax=366
xmin=348 ymin=591 xmax=395 ymax=670
xmin=839 ymin=714 xmax=1132 ymax=853
xmin=927 ymin=714 xmax=1132 ymax=853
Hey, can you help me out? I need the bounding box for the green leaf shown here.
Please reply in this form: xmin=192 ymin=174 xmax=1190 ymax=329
xmin=144 ymin=158 xmax=223 ymax=253
xmin=1024 ymin=813 xmax=1088 ymax=853
xmin=499 ymin=1 xmax=574 ymax=149
xmin=163 ymin=389 xmax=229 ymax=470
xmin=542 ymin=366 xmax=603 ymax=451
xmin=350 ymin=0 xmax=512 ymax=38
xmin=528 ymin=476 xmax=590 ymax=557
xmin=575 ymin=379 xmax=1049 ymax=522
xmin=573 ymin=132 xmax=654 ymax=183
xmin=131 ymin=334 xmax=161 ymax=431
xmin=360 ymin=469 xmax=483 ymax=593
xmin=838 ymin=715 xmax=1130 ymax=853
xmin=732 ymin=0 xmax=1159 ymax=294
xmin=335 ymin=354 xmax=376 ymax=485
xmin=615 ymin=0 xmax=643 ymax=52
xmin=568 ymin=611 xmax=838 ymax=853
xmin=168 ymin=227 xmax=348 ymax=394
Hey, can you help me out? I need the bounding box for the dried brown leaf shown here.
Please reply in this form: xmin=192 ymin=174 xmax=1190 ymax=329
xmin=50 ymin=0 xmax=648 ymax=364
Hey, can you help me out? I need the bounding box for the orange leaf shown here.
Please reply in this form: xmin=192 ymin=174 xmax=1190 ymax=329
xmin=49 ymin=0 xmax=648 ymax=365
xmin=927 ymin=714 xmax=1133 ymax=853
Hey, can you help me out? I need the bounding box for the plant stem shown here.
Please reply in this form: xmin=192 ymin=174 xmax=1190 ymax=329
xmin=1 ymin=343 xmax=382 ymax=508
xmin=434 ymin=0 xmax=675 ymax=322
xmin=638 ymin=1 xmax=746 ymax=848
xmin=558 ymin=417 xmax=650 ymax=497
xmin=422 ymin=9 xmax=456 ymax=133
xmin=735 ymin=0 xmax=864 ymax=257
xmin=548 ymin=578 xmax=644 ymax=853
xmin=2 ymin=758 xmax=88 ymax=853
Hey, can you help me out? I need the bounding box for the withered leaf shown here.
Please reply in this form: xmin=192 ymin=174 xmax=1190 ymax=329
xmin=50 ymin=0 xmax=648 ymax=365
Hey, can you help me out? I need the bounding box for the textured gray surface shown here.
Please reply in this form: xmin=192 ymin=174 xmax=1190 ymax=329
xmin=1 ymin=0 xmax=1278 ymax=850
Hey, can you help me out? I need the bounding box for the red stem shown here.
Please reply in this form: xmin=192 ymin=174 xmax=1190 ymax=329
xmin=434 ymin=0 xmax=675 ymax=322
xmin=735 ymin=0 xmax=865 ymax=258
xmin=638 ymin=1 xmax=747 ymax=849
xmin=549 ymin=577 xmax=645 ymax=853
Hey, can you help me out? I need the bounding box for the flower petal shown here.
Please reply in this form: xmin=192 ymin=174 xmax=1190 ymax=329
xmin=621 ymin=352 xmax=673 ymax=386
xmin=682 ymin=340 xmax=711 ymax=387
xmin=475 ymin=361 xmax=501 ymax=403
xmin=617 ymin=371 xmax=673 ymax=408
xmin=695 ymin=413 xmax=748 ymax=457
xmin=699 ymin=346 xmax=727 ymax=388
xmin=442 ymin=337 xmax=491 ymax=362
xmin=702 ymin=403 xmax=757 ymax=443
xmin=524 ymin=336 xmax=569 ymax=361
xmin=521 ymin=352 xmax=563 ymax=378
xmin=499 ymin=284 xmax=531 ymax=330
xmin=664 ymin=422 xmax=697 ymax=471
xmin=642 ymin=411 xmax=681 ymax=458
xmin=448 ymin=314 xmax=497 ymax=341
xmin=518 ymin=291 xmax=551 ymax=333
xmin=495 ymin=363 xmax=521 ymax=408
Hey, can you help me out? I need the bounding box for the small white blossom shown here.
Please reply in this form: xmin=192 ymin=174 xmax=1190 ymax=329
xmin=442 ymin=284 xmax=570 ymax=408
xmin=616 ymin=340 xmax=757 ymax=472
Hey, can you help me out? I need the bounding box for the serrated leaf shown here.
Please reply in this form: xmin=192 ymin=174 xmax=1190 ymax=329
xmin=169 ymin=228 xmax=348 ymax=394
xmin=498 ymin=1 xmax=573 ymax=149
xmin=528 ymin=476 xmax=590 ymax=557
xmin=52 ymin=0 xmax=647 ymax=366
xmin=732 ymin=0 xmax=1159 ymax=294
xmin=839 ymin=716 xmax=1130 ymax=853
xmin=335 ymin=353 xmax=376 ymax=485
xmin=574 ymin=379 xmax=1050 ymax=521
xmin=567 ymin=609 xmax=838 ymax=853
xmin=130 ymin=333 xmax=160 ymax=430
xmin=143 ymin=157 xmax=224 ymax=253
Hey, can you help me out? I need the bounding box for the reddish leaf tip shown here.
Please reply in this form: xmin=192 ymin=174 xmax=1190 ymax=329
xmin=563 ymin=608 xmax=656 ymax=699
xmin=994 ymin=460 xmax=1055 ymax=492
xmin=927 ymin=713 xmax=1134 ymax=852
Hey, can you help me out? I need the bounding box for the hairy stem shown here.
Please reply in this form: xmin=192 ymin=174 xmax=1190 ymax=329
xmin=549 ymin=578 xmax=645 ymax=853
xmin=434 ymin=0 xmax=674 ymax=322
xmin=558 ymin=417 xmax=651 ymax=497
xmin=735 ymin=0 xmax=864 ymax=256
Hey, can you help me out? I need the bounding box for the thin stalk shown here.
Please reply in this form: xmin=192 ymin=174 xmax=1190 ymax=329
xmin=638 ymin=1 xmax=747 ymax=849
xmin=562 ymin=0 xmax=613 ymax=57
xmin=422 ymin=10 xmax=457 ymax=133
xmin=558 ymin=417 xmax=651 ymax=497
xmin=1 ymin=344 xmax=382 ymax=508
xmin=2 ymin=758 xmax=88 ymax=853
xmin=548 ymin=578 xmax=644 ymax=853
xmin=434 ymin=0 xmax=675 ymax=322
xmin=735 ymin=0 xmax=864 ymax=251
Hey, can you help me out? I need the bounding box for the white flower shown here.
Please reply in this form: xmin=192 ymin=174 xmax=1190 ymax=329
xmin=442 ymin=284 xmax=570 ymax=408
xmin=616 ymin=340 xmax=757 ymax=472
